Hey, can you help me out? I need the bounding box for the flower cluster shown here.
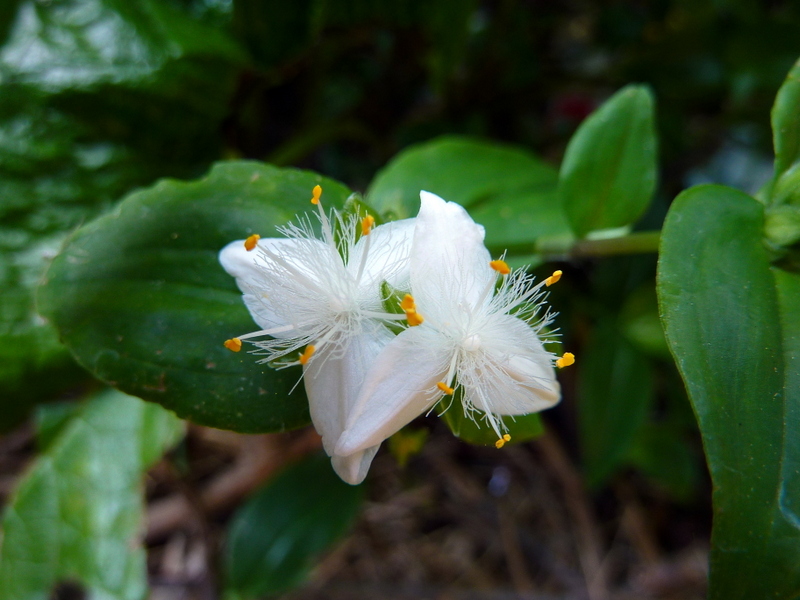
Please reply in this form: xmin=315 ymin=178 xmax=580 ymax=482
xmin=220 ymin=187 xmax=573 ymax=484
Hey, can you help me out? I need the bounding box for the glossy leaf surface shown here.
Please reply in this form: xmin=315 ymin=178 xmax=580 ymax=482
xmin=0 ymin=389 xmax=183 ymax=600
xmin=39 ymin=161 xmax=352 ymax=433
xmin=559 ymin=85 xmax=657 ymax=238
xmin=223 ymin=453 xmax=363 ymax=599
xmin=658 ymin=184 xmax=800 ymax=598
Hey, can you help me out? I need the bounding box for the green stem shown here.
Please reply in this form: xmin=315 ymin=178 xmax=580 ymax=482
xmin=568 ymin=230 xmax=662 ymax=258
xmin=501 ymin=231 xmax=662 ymax=260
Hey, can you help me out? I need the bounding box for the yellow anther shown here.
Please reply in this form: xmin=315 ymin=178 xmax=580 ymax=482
xmin=311 ymin=185 xmax=322 ymax=205
xmin=437 ymin=381 xmax=455 ymax=395
xmin=556 ymin=352 xmax=575 ymax=368
xmin=361 ymin=214 xmax=375 ymax=236
xmin=495 ymin=434 xmax=511 ymax=449
xmin=400 ymin=294 xmax=416 ymax=312
xmin=299 ymin=344 xmax=316 ymax=365
xmin=400 ymin=294 xmax=424 ymax=326
xmin=244 ymin=234 xmax=261 ymax=251
xmin=224 ymin=338 xmax=242 ymax=352
xmin=545 ymin=270 xmax=563 ymax=286
xmin=406 ymin=311 xmax=424 ymax=327
xmin=490 ymin=259 xmax=511 ymax=275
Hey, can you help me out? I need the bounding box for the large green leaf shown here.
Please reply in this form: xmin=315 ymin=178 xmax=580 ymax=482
xmin=558 ymin=85 xmax=657 ymax=238
xmin=658 ymin=184 xmax=800 ymax=598
xmin=365 ymin=136 xmax=569 ymax=251
xmin=223 ymin=453 xmax=363 ymax=600
xmin=38 ymin=161 xmax=352 ymax=433
xmin=0 ymin=389 xmax=183 ymax=600
xmin=578 ymin=318 xmax=654 ymax=488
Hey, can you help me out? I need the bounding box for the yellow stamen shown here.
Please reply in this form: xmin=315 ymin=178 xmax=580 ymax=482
xmin=224 ymin=338 xmax=242 ymax=352
xmin=490 ymin=259 xmax=511 ymax=275
xmin=556 ymin=352 xmax=575 ymax=368
xmin=361 ymin=214 xmax=375 ymax=236
xmin=310 ymin=185 xmax=322 ymax=205
xmin=400 ymin=294 xmax=424 ymax=326
xmin=437 ymin=381 xmax=455 ymax=395
xmin=545 ymin=270 xmax=563 ymax=286
xmin=299 ymin=344 xmax=316 ymax=365
xmin=400 ymin=294 xmax=416 ymax=312
xmin=495 ymin=434 xmax=512 ymax=449
xmin=244 ymin=234 xmax=261 ymax=251
xmin=406 ymin=311 xmax=424 ymax=327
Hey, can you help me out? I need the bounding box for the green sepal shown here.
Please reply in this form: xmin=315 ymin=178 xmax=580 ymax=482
xmin=442 ymin=387 xmax=545 ymax=446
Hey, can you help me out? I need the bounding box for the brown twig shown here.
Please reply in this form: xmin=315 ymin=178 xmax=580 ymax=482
xmin=535 ymin=431 xmax=608 ymax=600
xmin=146 ymin=427 xmax=322 ymax=541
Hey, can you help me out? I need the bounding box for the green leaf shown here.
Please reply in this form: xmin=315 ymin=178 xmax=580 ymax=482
xmin=39 ymin=161 xmax=352 ymax=433
xmin=0 ymin=389 xmax=183 ymax=600
xmin=578 ymin=319 xmax=654 ymax=488
xmin=366 ymin=136 xmax=569 ymax=250
xmin=0 ymin=0 xmax=245 ymax=89
xmin=770 ymin=57 xmax=800 ymax=205
xmin=658 ymin=184 xmax=800 ymax=598
xmin=0 ymin=0 xmax=246 ymax=421
xmin=468 ymin=187 xmax=572 ymax=254
xmin=626 ymin=422 xmax=700 ymax=503
xmin=35 ymin=401 xmax=81 ymax=451
xmin=223 ymin=453 xmax=363 ymax=599
xmin=558 ymin=85 xmax=658 ymax=238
xmin=619 ymin=283 xmax=671 ymax=360
xmin=442 ymin=390 xmax=545 ymax=446
xmin=765 ymin=204 xmax=800 ymax=248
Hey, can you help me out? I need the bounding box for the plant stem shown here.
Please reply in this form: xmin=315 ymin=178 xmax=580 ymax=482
xmin=501 ymin=231 xmax=662 ymax=260
xmin=567 ymin=231 xmax=661 ymax=258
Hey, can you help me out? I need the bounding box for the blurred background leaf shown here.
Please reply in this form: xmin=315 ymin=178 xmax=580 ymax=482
xmin=0 ymin=389 xmax=183 ymax=600
xmin=769 ymin=56 xmax=800 ymax=206
xmin=559 ymin=85 xmax=657 ymax=239
xmin=365 ymin=135 xmax=571 ymax=263
xmin=578 ymin=318 xmax=654 ymax=489
xmin=223 ymin=453 xmax=364 ymax=600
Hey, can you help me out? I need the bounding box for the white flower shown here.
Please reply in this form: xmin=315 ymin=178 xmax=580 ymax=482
xmin=336 ymin=191 xmax=564 ymax=458
xmin=219 ymin=185 xmax=414 ymax=484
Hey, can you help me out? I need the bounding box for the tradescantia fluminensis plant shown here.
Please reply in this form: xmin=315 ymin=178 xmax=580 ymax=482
xmin=3 ymin=34 xmax=800 ymax=600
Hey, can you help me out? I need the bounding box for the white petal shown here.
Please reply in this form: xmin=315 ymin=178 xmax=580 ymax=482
xmin=347 ymin=218 xmax=415 ymax=299
xmin=331 ymin=447 xmax=380 ymax=485
xmin=462 ymin=314 xmax=560 ymax=416
xmin=303 ymin=328 xmax=393 ymax=455
xmin=335 ymin=326 xmax=450 ymax=456
xmin=220 ymin=237 xmax=333 ymax=336
xmin=219 ymin=237 xmax=326 ymax=292
xmin=412 ymin=192 xmax=494 ymax=324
